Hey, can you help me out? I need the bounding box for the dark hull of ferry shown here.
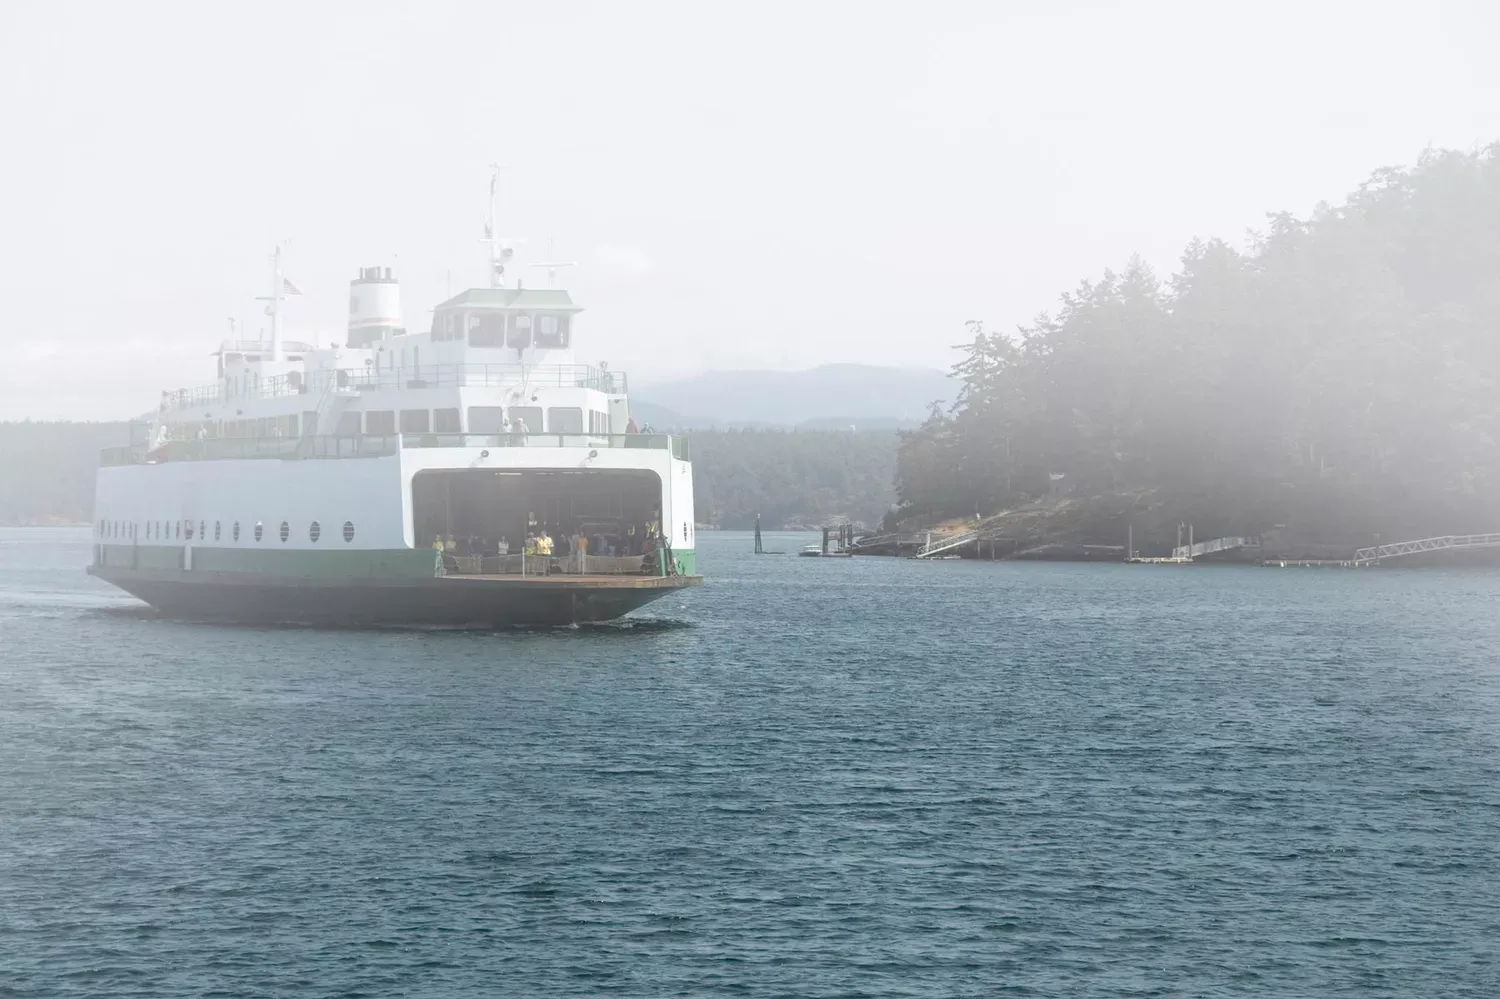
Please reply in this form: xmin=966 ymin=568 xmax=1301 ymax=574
xmin=88 ymin=566 xmax=701 ymax=627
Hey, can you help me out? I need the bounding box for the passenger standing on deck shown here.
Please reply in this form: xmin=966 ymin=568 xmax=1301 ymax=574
xmin=626 ymin=415 xmax=639 ymax=434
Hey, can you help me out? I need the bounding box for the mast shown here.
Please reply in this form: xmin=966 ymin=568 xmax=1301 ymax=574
xmin=482 ymin=163 xmax=515 ymax=288
xmin=269 ymin=245 xmax=284 ymax=361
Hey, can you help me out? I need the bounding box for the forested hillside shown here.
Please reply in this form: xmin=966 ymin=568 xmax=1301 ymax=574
xmin=0 ymin=422 xmax=896 ymax=530
xmin=897 ymin=146 xmax=1500 ymax=548
xmin=689 ymin=429 xmax=897 ymax=528
xmin=0 ymin=422 xmax=131 ymax=525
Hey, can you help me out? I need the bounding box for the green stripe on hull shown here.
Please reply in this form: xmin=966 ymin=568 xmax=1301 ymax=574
xmin=96 ymin=544 xmax=441 ymax=578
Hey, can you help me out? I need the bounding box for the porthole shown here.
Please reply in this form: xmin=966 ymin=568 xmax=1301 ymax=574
xmin=309 ymin=521 xmax=321 ymax=543
xmin=279 ymin=521 xmax=290 ymax=543
xmin=233 ymin=521 xmax=241 ymax=542
xmin=215 ymin=521 xmax=222 ymax=542
xmin=254 ymin=521 xmax=264 ymax=542
xmin=342 ymin=521 xmax=355 ymax=543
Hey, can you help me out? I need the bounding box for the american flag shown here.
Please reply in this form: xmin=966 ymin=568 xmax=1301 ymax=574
xmin=282 ymin=278 xmax=302 ymax=296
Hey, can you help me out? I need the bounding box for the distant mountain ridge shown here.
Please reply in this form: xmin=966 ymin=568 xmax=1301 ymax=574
xmin=632 ymin=363 xmax=952 ymax=429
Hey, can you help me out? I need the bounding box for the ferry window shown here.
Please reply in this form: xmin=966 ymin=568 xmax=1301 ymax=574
xmin=506 ymin=314 xmax=532 ymax=351
xmin=535 ymin=314 xmax=570 ymax=349
xmin=366 ymin=411 xmax=396 ymax=435
xmin=440 ymin=311 xmax=463 ymax=341
xmin=469 ymin=312 xmax=506 ymax=348
xmin=199 ymin=521 xmax=205 ymax=540
xmin=175 ymin=521 xmax=181 ymax=540
xmin=254 ymin=521 xmax=264 ymax=542
xmin=280 ymin=414 xmax=299 ymax=438
xmin=310 ymin=521 xmax=321 ymax=543
xmin=467 ymin=406 xmax=506 ymax=433
xmin=343 ymin=521 xmax=355 ymax=543
xmin=233 ymin=522 xmax=241 ymax=542
xmin=433 ymin=408 xmax=461 ymax=433
xmin=215 ymin=521 xmax=221 ymax=541
xmin=590 ymin=410 xmax=609 ymax=434
xmin=399 ymin=409 xmax=430 ymax=433
xmin=185 ymin=522 xmax=193 ymax=540
xmin=279 ymin=521 xmax=290 ymax=543
xmin=335 ymin=411 xmax=361 ymax=435
xmin=547 ymin=407 xmax=583 ymax=434
xmin=509 ymin=406 xmax=542 ymax=433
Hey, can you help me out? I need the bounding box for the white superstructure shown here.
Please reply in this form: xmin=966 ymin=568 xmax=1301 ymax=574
xmin=90 ymin=176 xmax=698 ymax=623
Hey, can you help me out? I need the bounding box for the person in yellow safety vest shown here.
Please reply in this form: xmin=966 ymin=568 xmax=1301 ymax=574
xmin=538 ymin=531 xmax=553 ymax=556
xmin=431 ymin=536 xmax=444 ymax=552
xmin=524 ymin=534 xmax=538 ymax=555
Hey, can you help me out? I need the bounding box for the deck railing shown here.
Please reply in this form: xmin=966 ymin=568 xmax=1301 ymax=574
xmin=99 ymin=432 xmax=689 ymax=466
xmin=441 ymin=553 xmax=658 ymax=577
xmin=163 ymin=363 xmax=629 ymax=410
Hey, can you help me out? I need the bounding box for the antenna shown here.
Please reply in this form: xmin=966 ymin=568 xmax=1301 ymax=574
xmin=528 ymin=239 xmax=576 ymax=288
xmin=481 ymin=163 xmax=524 ymax=288
xmin=253 ymin=244 xmax=286 ymax=361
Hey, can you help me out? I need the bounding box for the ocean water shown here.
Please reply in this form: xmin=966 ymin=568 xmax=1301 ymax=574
xmin=3 ymin=527 xmax=1500 ymax=997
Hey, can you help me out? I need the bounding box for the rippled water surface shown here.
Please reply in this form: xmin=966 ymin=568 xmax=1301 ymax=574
xmin=4 ymin=527 xmax=1500 ymax=996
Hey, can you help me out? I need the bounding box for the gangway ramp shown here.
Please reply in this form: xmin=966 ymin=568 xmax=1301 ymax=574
xmin=1353 ymin=533 xmax=1500 ymax=565
xmin=914 ymin=529 xmax=979 ymax=559
xmin=1171 ymin=536 xmax=1255 ymax=560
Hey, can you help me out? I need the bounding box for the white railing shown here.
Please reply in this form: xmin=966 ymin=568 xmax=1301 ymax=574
xmin=163 ymin=363 xmax=629 ymax=411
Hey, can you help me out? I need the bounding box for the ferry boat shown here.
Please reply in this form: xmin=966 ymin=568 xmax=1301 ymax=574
xmin=87 ymin=175 xmax=700 ymax=626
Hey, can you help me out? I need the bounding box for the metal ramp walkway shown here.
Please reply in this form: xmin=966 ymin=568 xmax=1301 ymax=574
xmin=914 ymin=529 xmax=980 ymax=559
xmin=1171 ymin=536 xmax=1255 ymax=560
xmin=1353 ymin=533 xmax=1500 ymax=565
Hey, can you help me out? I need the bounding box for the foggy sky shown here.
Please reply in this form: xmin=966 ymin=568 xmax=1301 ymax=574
xmin=3 ymin=0 xmax=1498 ymax=421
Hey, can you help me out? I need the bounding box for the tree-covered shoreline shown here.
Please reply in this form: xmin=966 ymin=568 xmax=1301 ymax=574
xmin=895 ymin=146 xmax=1500 ymax=551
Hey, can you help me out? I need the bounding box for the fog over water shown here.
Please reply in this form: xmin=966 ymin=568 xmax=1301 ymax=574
xmin=3 ymin=0 xmax=1499 ymax=420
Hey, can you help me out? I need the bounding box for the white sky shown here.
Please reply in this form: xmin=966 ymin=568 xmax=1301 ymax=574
xmin=2 ymin=0 xmax=1498 ymax=420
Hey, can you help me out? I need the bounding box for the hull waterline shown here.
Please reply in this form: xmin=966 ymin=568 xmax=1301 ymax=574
xmin=89 ymin=566 xmax=701 ymax=627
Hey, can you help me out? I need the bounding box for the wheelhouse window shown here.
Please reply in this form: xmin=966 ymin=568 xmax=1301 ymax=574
xmin=468 ymin=312 xmax=507 ymax=348
xmin=547 ymin=407 xmax=583 ymax=433
xmin=506 ymin=314 xmax=532 ymax=351
xmin=589 ymin=410 xmax=609 ymax=434
xmin=509 ymin=406 xmax=542 ymax=433
xmin=433 ymin=408 xmax=461 ymax=433
xmin=535 ymin=313 xmax=570 ymax=349
xmin=434 ymin=310 xmax=464 ymax=342
xmin=467 ymin=406 xmax=507 ymax=433
xmin=400 ymin=409 xmax=431 ymax=433
xmin=366 ymin=410 xmax=396 ymax=435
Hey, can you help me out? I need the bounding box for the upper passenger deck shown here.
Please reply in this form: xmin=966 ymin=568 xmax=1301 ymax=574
xmin=100 ymin=432 xmax=689 ymax=467
xmin=163 ymin=362 xmax=628 ymax=412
